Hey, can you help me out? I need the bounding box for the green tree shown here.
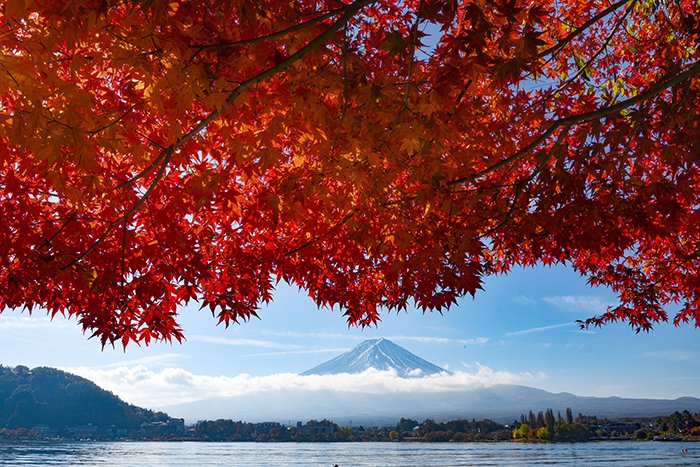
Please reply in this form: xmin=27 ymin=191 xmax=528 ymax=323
xmin=544 ymin=409 xmax=555 ymax=431
xmin=566 ymin=408 xmax=574 ymax=425
xmin=528 ymin=410 xmax=537 ymax=428
xmin=396 ymin=417 xmax=419 ymax=433
xmin=536 ymin=411 xmax=545 ymax=429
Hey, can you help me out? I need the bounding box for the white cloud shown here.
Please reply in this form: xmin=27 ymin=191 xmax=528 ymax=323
xmin=512 ymin=294 xmax=537 ymax=306
xmin=543 ymin=295 xmax=611 ymax=312
xmin=65 ymin=365 xmax=543 ymax=409
xmin=0 ymin=315 xmax=78 ymax=348
xmin=506 ymin=323 xmax=576 ymax=337
xmin=188 ymin=335 xmax=302 ymax=350
xmin=505 ymin=322 xmax=576 ymax=337
xmin=0 ymin=315 xmax=72 ymax=330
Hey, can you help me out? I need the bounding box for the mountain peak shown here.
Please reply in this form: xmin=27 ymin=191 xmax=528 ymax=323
xmin=301 ymin=338 xmax=450 ymax=377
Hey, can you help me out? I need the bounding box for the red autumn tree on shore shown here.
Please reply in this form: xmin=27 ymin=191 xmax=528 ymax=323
xmin=1 ymin=0 xmax=698 ymax=346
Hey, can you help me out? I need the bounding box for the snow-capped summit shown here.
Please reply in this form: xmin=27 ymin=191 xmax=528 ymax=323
xmin=301 ymin=338 xmax=450 ymax=377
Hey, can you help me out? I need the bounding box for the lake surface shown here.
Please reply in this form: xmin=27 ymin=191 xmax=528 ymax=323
xmin=0 ymin=441 xmax=698 ymax=466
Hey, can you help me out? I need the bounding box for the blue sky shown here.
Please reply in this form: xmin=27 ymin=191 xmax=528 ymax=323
xmin=1 ymin=264 xmax=699 ymax=410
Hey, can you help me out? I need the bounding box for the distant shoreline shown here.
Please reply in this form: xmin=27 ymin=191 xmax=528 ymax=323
xmin=4 ymin=411 xmax=700 ymax=444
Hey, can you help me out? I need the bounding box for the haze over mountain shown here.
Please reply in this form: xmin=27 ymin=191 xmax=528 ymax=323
xmin=4 ymin=340 xmax=698 ymax=428
xmin=301 ymin=338 xmax=450 ymax=377
xmin=156 ymin=340 xmax=700 ymax=424
xmin=160 ymin=384 xmax=700 ymax=426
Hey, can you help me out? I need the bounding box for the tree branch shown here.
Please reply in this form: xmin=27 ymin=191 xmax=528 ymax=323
xmin=67 ymin=0 xmax=375 ymax=266
xmin=284 ymin=209 xmax=359 ymax=257
xmin=191 ymin=7 xmax=345 ymax=51
xmin=448 ymin=59 xmax=700 ymax=187
xmin=38 ymin=211 xmax=78 ymax=252
xmin=551 ymin=1 xmax=635 ymax=96
xmin=87 ymin=105 xmax=138 ymax=136
xmin=65 ymin=147 xmax=174 ymax=268
xmin=477 ymin=125 xmax=570 ymax=239
xmin=538 ymin=0 xmax=633 ymax=58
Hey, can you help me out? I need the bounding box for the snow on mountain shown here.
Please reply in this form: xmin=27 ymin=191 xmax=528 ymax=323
xmin=301 ymin=338 xmax=450 ymax=377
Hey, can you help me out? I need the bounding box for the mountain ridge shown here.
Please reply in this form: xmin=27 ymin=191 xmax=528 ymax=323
xmin=0 ymin=365 xmax=171 ymax=430
xmin=160 ymin=383 xmax=700 ymax=425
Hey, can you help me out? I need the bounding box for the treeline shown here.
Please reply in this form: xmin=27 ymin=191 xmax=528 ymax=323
xmin=511 ymin=408 xmax=700 ymax=442
xmin=194 ymin=419 xmax=345 ymax=442
xmin=512 ymin=408 xmax=590 ymax=441
xmin=191 ymin=411 xmax=700 ymax=443
xmin=193 ymin=417 xmax=513 ymax=442
xmin=390 ymin=417 xmax=511 ymax=442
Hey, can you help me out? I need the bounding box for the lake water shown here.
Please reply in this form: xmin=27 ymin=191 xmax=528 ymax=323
xmin=0 ymin=441 xmax=698 ymax=466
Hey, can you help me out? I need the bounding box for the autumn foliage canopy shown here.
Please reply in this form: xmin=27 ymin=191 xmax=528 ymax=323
xmin=1 ymin=0 xmax=698 ymax=346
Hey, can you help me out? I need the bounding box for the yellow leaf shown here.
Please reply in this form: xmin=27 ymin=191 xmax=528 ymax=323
xmin=400 ymin=137 xmax=421 ymax=154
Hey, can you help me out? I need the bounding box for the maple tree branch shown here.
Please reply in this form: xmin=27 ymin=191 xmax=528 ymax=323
xmin=477 ymin=126 xmax=570 ymax=239
xmin=122 ymin=0 xmax=373 ymax=192
xmin=87 ymin=105 xmax=138 ymax=136
xmin=581 ymin=251 xmax=700 ymax=330
xmin=454 ymin=79 xmax=473 ymax=106
xmin=515 ymin=2 xmax=636 ymax=128
xmin=494 ymin=2 xmax=640 ymax=141
xmin=115 ymin=0 xmax=376 ymax=189
xmin=520 ymin=124 xmax=571 ymax=189
xmin=538 ymin=0 xmax=633 ymax=58
xmin=191 ymin=7 xmax=345 ymax=51
xmin=0 ymin=62 xmax=21 ymax=88
xmin=284 ymin=209 xmax=359 ymax=257
xmin=115 ymin=144 xmax=167 ymax=190
xmin=557 ymin=58 xmax=700 ymax=125
xmin=65 ymin=148 xmax=174 ymax=268
xmin=552 ymin=2 xmax=635 ymax=94
xmin=448 ymin=58 xmax=700 ymax=187
xmin=69 ymin=0 xmax=374 ymax=266
xmin=38 ymin=211 xmax=78 ymax=252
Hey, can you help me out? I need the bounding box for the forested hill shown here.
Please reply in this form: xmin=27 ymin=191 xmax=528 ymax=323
xmin=0 ymin=365 xmax=168 ymax=429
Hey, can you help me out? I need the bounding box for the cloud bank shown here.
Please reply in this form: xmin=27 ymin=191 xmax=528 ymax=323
xmin=65 ymin=365 xmax=543 ymax=409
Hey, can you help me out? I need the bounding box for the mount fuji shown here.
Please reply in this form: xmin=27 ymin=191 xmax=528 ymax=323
xmin=301 ymin=338 xmax=450 ymax=377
